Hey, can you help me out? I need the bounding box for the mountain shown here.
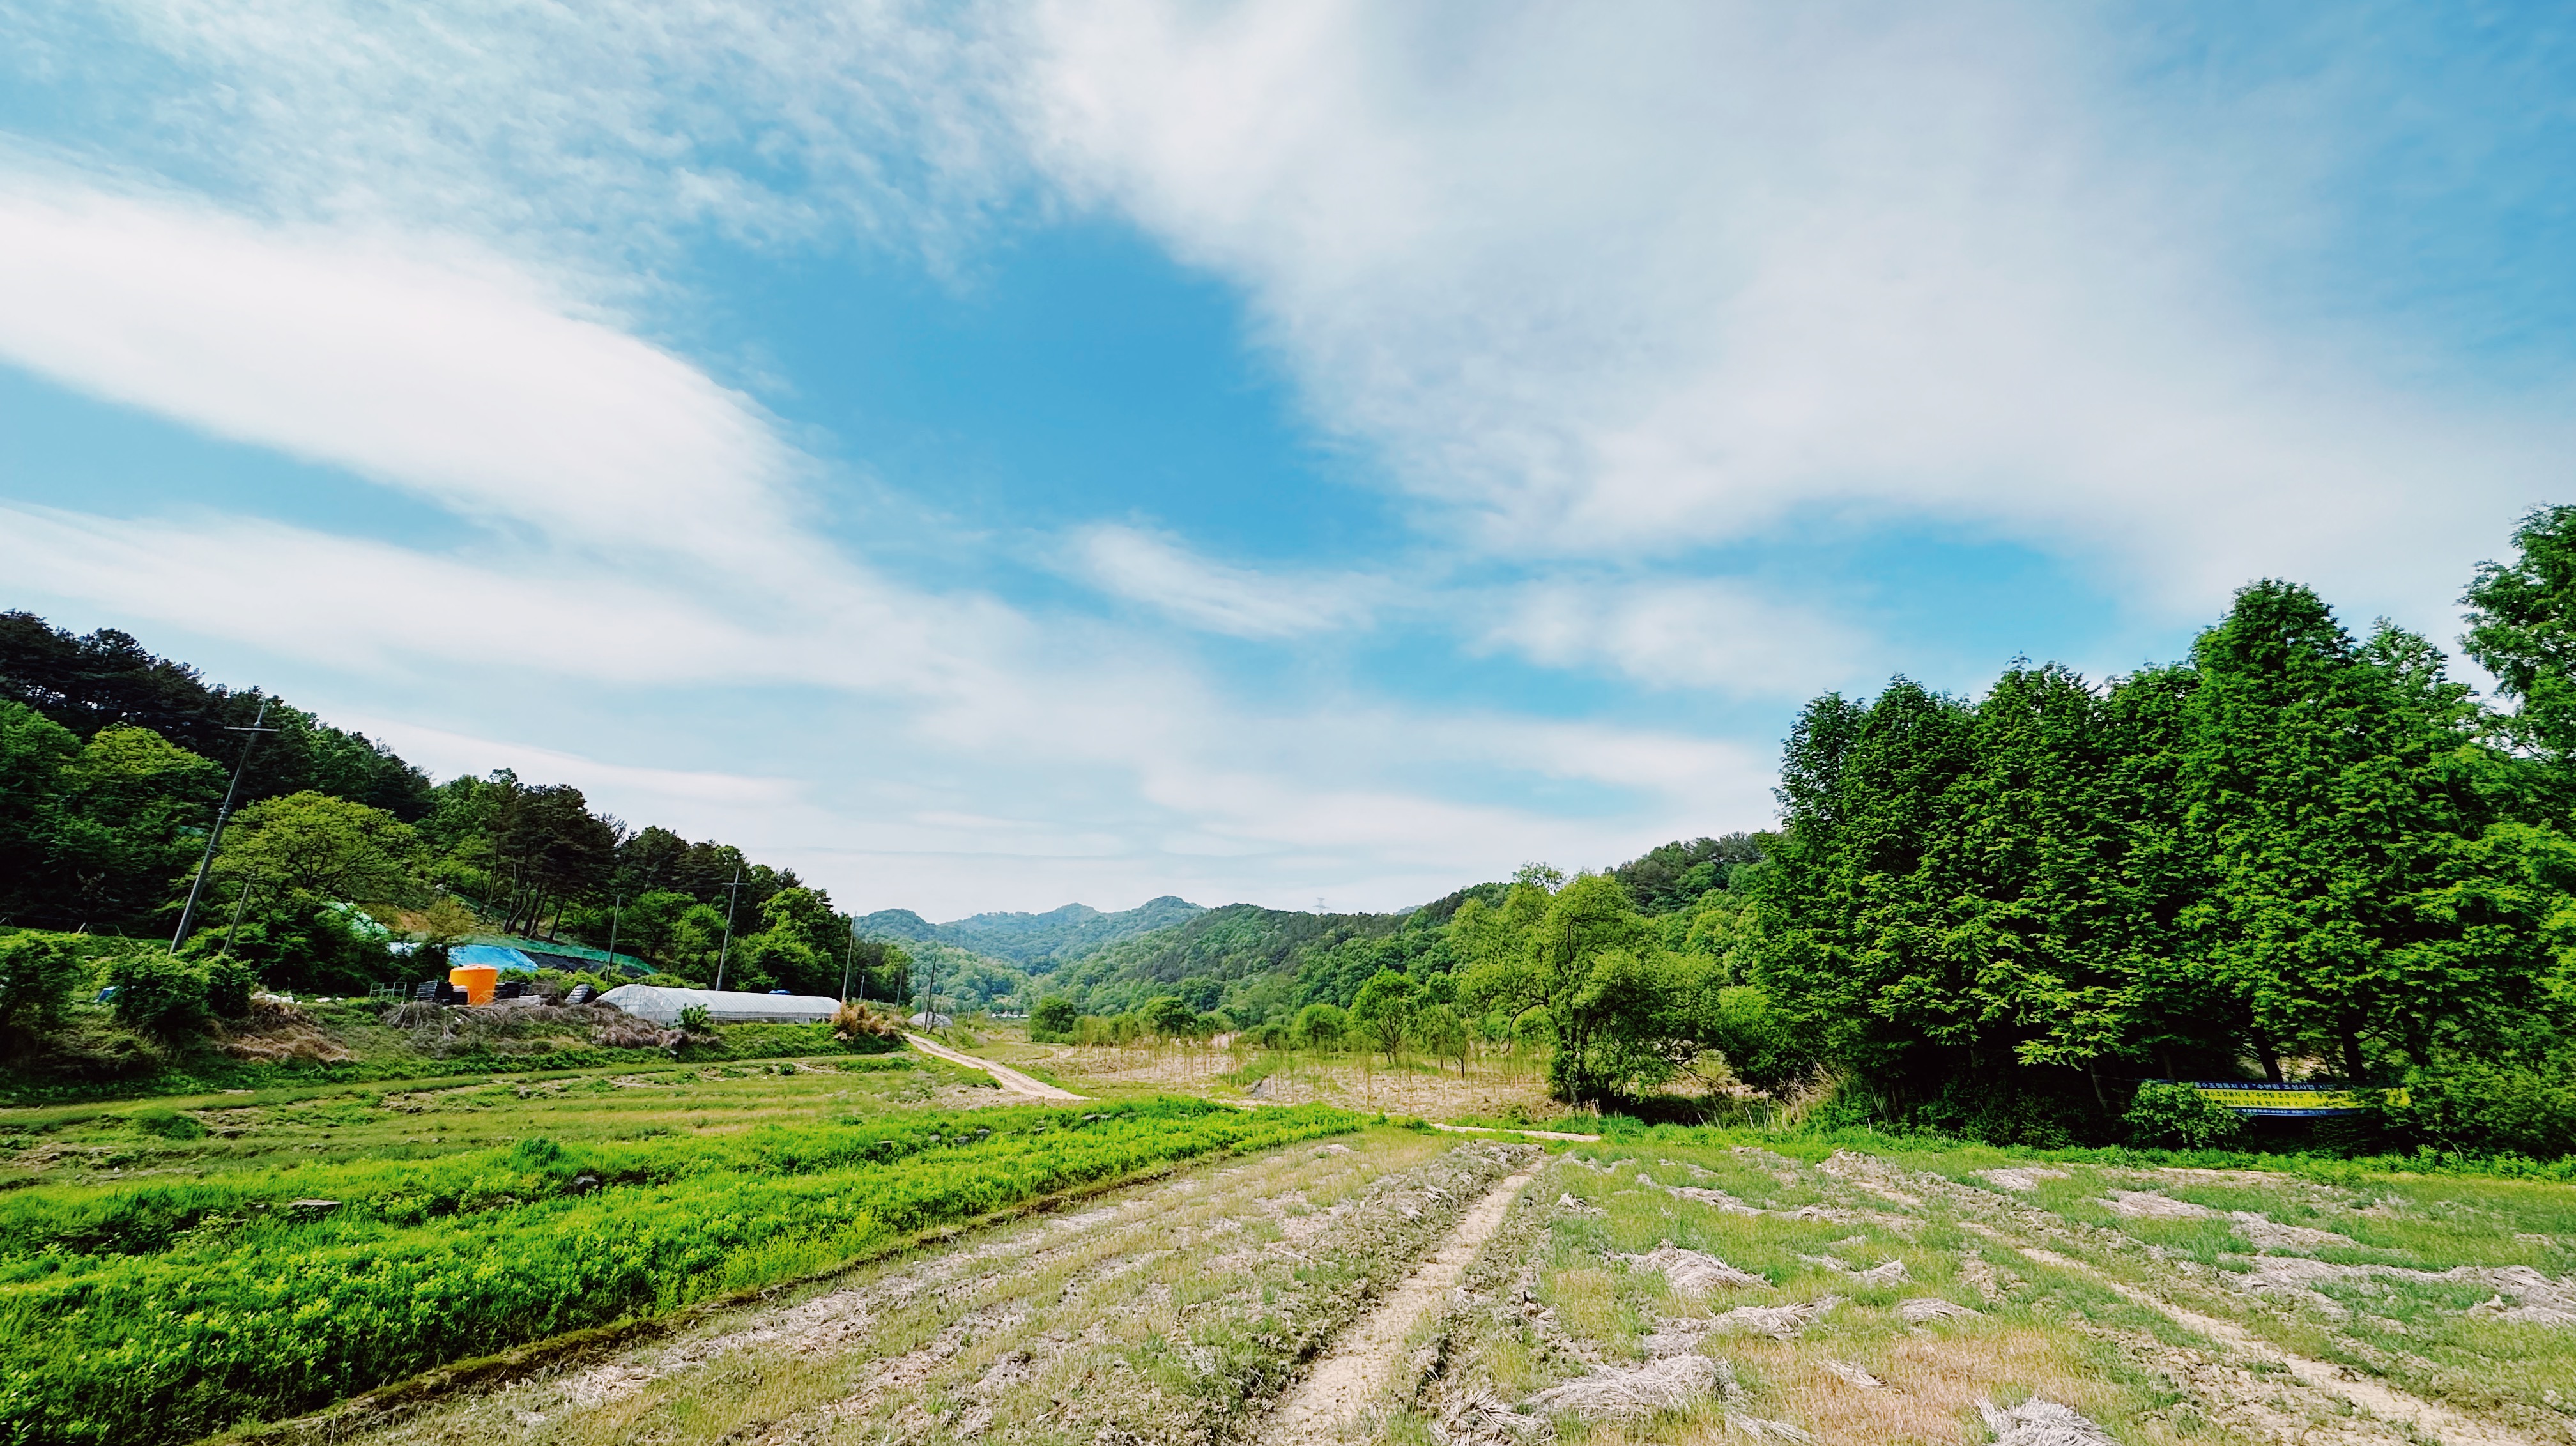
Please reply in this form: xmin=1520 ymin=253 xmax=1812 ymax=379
xmin=854 ymin=895 xmax=1206 ymax=967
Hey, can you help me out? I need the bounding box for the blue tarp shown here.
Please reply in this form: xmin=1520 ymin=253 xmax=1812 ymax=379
xmin=449 ymin=944 xmax=540 ymax=973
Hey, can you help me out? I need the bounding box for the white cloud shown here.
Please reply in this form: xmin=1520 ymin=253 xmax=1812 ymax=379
xmin=0 ymin=175 xmax=815 ymax=576
xmin=1486 ymin=578 xmax=1869 ymax=695
xmin=1011 ymin=1 xmax=2575 ymax=627
xmin=1069 ymin=523 xmax=1379 ymax=638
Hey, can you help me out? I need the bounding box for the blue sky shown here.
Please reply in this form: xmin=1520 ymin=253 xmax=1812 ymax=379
xmin=2 ymin=2 xmax=2570 ymax=918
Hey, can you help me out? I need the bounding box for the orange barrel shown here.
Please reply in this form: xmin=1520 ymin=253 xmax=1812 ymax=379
xmin=448 ymin=965 xmax=498 ymax=1005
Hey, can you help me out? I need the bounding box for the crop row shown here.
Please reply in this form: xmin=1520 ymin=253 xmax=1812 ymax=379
xmin=0 ymin=1100 xmax=1360 ymax=1446
xmin=0 ymin=1096 xmax=1194 ymax=1264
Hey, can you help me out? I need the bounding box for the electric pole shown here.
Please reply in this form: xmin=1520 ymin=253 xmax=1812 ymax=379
xmin=171 ymin=699 xmax=278 ymax=953
xmin=713 ymin=863 xmax=748 ymax=991
xmin=840 ymin=916 xmax=859 ymax=1002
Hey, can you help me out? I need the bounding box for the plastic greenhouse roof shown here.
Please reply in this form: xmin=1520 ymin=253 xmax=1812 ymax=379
xmin=449 ymin=944 xmax=540 ymax=972
xmin=597 ymin=985 xmax=841 ymax=1026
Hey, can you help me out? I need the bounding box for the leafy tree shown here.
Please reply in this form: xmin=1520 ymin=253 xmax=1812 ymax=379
xmin=2463 ymin=504 xmax=2576 ymax=764
xmin=1292 ymin=1002 xmax=1347 ymax=1050
xmin=0 ymin=934 xmax=84 ymax=1053
xmin=1349 ymin=969 xmax=1417 ymax=1061
xmin=1030 ymin=996 xmax=1080 ymax=1042
xmin=1412 ymin=1001 xmax=1471 ymax=1075
xmin=1142 ymin=995 xmax=1200 ymax=1038
xmin=0 ymin=702 xmax=79 ymax=921
xmin=215 ymin=791 xmax=422 ymax=904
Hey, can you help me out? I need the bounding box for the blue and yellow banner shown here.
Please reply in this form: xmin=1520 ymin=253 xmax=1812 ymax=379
xmin=2168 ymin=1081 xmax=2408 ymax=1117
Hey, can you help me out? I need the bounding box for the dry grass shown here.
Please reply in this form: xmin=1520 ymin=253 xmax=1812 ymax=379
xmin=986 ymin=1031 xmax=1561 ymax=1121
xmin=319 ymin=1129 xmax=1519 ymax=1446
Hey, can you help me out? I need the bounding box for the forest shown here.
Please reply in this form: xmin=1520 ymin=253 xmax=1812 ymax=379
xmin=9 ymin=506 xmax=2576 ymax=1158
xmin=0 ymin=612 xmax=912 ymax=1003
xmin=1020 ymin=511 xmax=2576 ymax=1160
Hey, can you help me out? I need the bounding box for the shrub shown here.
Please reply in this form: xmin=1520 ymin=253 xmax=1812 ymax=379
xmin=831 ymin=1001 xmax=905 ymax=1052
xmin=0 ymin=934 xmax=84 ymax=1050
xmin=203 ymin=955 xmax=258 ymax=1021
xmin=2125 ymin=1081 xmax=2246 ymax=1149
xmin=2379 ymin=1052 xmax=2576 ymax=1159
xmin=1293 ymin=1003 xmax=1347 ymax=1050
xmin=1028 ymin=996 xmax=1080 ymax=1043
xmin=677 ymin=1003 xmax=713 ymax=1035
xmin=130 ymin=1107 xmax=208 ymax=1141
xmin=1141 ymin=995 xmax=1199 ymax=1038
xmin=106 ymin=951 xmax=210 ymax=1038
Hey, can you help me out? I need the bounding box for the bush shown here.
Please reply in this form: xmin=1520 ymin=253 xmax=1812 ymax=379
xmin=677 ymin=1003 xmax=713 ymax=1035
xmin=0 ymin=934 xmax=84 ymax=1050
xmin=1028 ymin=996 xmax=1080 ymax=1042
xmin=106 ymin=952 xmax=210 ymax=1038
xmin=830 ymin=1001 xmax=905 ymax=1052
xmin=2125 ymin=1081 xmax=2246 ymax=1150
xmin=1293 ymin=1003 xmax=1347 ymax=1050
xmin=204 ymin=955 xmax=257 ymax=1021
xmin=130 ymin=1107 xmax=208 ymax=1141
xmin=2379 ymin=1052 xmax=2576 ymax=1159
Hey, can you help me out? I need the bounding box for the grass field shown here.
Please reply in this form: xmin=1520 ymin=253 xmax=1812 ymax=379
xmin=6 ymin=1022 xmax=2573 ymax=1446
xmin=0 ymin=1045 xmax=1364 ymax=1446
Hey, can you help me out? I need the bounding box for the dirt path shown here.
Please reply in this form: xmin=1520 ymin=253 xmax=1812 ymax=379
xmin=1261 ymin=1164 xmax=1543 ymax=1443
xmin=904 ymin=1033 xmax=1084 ymax=1100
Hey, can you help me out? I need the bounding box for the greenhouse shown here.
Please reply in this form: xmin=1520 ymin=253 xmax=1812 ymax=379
xmin=596 ymin=985 xmax=843 ymax=1026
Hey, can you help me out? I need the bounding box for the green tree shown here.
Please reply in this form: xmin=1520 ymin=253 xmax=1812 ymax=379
xmin=1292 ymin=1002 xmax=1347 ymax=1050
xmin=2463 ymin=504 xmax=2576 ymax=764
xmin=1142 ymin=995 xmax=1200 ymax=1038
xmin=0 ymin=934 xmax=84 ymax=1054
xmin=215 ymin=791 xmax=422 ymax=904
xmin=1030 ymin=996 xmax=1080 ymax=1042
xmin=1349 ymin=969 xmax=1417 ymax=1061
xmin=1411 ymin=1001 xmax=1471 ymax=1076
xmin=0 ymin=702 xmax=79 ymax=921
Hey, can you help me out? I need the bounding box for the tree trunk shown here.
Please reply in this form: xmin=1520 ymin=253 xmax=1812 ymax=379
xmin=2251 ymin=1025 xmax=2283 ymax=1083
xmin=2339 ymin=1017 xmax=2367 ymax=1083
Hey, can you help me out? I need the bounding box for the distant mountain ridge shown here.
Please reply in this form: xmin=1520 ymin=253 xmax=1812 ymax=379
xmin=855 ymin=895 xmax=1205 ymax=965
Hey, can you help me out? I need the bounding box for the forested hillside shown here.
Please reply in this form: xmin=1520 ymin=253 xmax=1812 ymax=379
xmin=0 ymin=614 xmax=909 ymax=1002
xmin=857 ymin=896 xmax=1204 ymax=965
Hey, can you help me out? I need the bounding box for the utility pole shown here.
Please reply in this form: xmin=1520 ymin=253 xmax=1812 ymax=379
xmin=602 ymin=893 xmax=624 ymax=976
xmin=840 ymin=916 xmax=859 ymax=1002
xmin=713 ymin=863 xmax=748 ymax=991
xmin=218 ymin=871 xmax=261 ymax=958
xmin=171 ymin=700 xmax=277 ymax=953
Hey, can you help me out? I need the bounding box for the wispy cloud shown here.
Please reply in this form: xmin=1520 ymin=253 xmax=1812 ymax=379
xmin=1485 ymin=578 xmax=1869 ymax=696
xmin=1013 ymin=0 xmax=2574 ymax=627
xmin=0 ymin=174 xmax=805 ymax=574
xmin=1068 ymin=523 xmax=1381 ymax=638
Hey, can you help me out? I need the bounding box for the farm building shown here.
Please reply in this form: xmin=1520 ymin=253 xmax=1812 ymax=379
xmin=597 ymin=985 xmax=842 ymax=1026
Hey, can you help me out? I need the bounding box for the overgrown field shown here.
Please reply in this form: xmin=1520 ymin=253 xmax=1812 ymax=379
xmin=0 ymin=1087 xmax=1362 ymax=1446
xmin=1384 ymin=1130 xmax=2576 ymax=1445
xmin=318 ymin=1128 xmax=1521 ymax=1446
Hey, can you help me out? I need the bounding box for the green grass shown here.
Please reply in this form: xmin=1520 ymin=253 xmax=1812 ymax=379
xmin=0 ymin=1050 xmax=988 ymax=1192
xmin=0 ymin=1097 xmax=1364 ymax=1446
xmin=1 ymin=1002 xmax=895 ymax=1107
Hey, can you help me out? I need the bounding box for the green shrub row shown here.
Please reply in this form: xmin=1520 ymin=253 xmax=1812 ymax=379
xmin=0 ymin=1100 xmax=1360 ymax=1446
xmin=1 ymin=1098 xmax=1168 ymax=1263
xmin=0 ymin=1020 xmax=873 ymax=1106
